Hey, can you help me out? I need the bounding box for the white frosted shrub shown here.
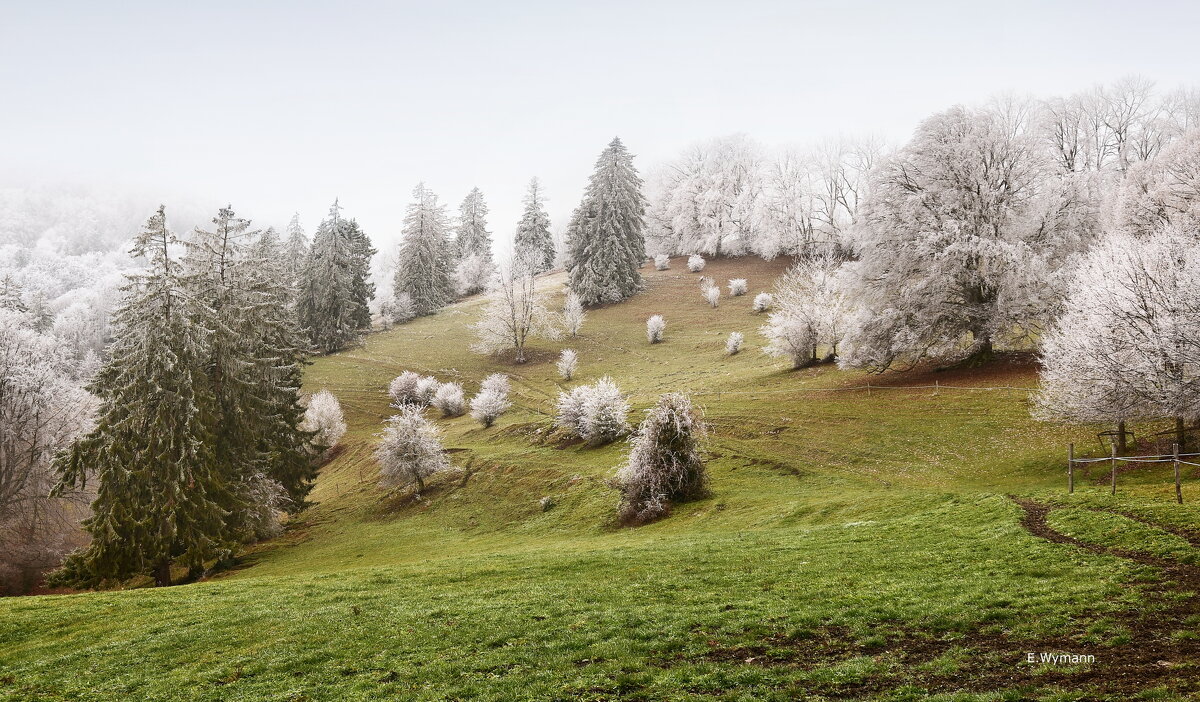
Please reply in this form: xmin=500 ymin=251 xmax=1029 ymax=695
xmin=392 ymin=292 xmax=417 ymax=324
xmin=414 ymin=376 xmax=440 ymax=405
xmin=554 ymin=377 xmax=630 ymax=446
xmin=557 ymin=348 xmax=578 ymax=381
xmin=563 ymin=290 xmax=587 ymax=337
xmin=480 ymin=373 xmax=510 ymax=396
xmin=726 ymin=332 xmax=744 ymax=355
xmin=431 ymin=382 xmax=466 ymax=417
xmin=617 ymin=393 xmax=708 ymax=524
xmin=389 ymin=371 xmax=423 ymax=405
xmin=761 ymin=311 xmax=818 ymax=369
xmin=752 ymin=292 xmax=773 ymax=313
xmin=374 ymin=407 xmax=450 ymax=493
xmin=240 ymin=473 xmax=292 ymax=541
xmin=702 ymin=285 xmax=720 ymax=308
xmin=469 ymin=388 xmax=511 ymax=428
xmin=301 ymin=389 xmax=346 ymax=457
xmin=453 ymin=253 xmax=496 ymax=297
xmin=654 ymin=254 xmax=670 ymax=271
xmin=646 ymin=315 xmax=666 ymax=343
xmin=687 ymin=254 xmax=706 ymax=272
xmin=728 ymin=278 xmax=748 ymax=296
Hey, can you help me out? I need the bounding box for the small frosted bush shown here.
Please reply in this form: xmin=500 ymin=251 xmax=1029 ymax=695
xmin=752 ymin=292 xmax=773 ymax=313
xmin=702 ymin=285 xmax=720 ymax=308
xmin=557 ymin=348 xmax=578 ymax=381
xmin=392 ymin=292 xmax=417 ymax=324
xmin=617 ymin=393 xmax=708 ymax=524
xmin=728 ymin=279 xmax=748 ymax=296
xmin=726 ymin=332 xmax=744 ymax=355
xmin=414 ymin=376 xmax=440 ymax=405
xmin=480 ymin=373 xmax=510 ymax=396
xmin=470 ymin=387 xmax=511 ymax=428
xmin=431 ymin=382 xmax=466 ymax=417
xmin=654 ymin=254 xmax=670 ymax=271
xmin=301 ymin=389 xmax=346 ymax=457
xmin=687 ymin=254 xmax=706 ymax=272
xmin=554 ymin=377 xmax=630 ymax=446
xmin=374 ymin=407 xmax=450 ymax=493
xmin=646 ymin=315 xmax=666 ymax=344
xmin=389 ymin=371 xmax=422 ymax=405
xmin=563 ymin=290 xmax=586 ymax=337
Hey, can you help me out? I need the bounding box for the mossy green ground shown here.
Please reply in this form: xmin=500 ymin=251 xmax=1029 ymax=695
xmin=3 ymin=257 xmax=1198 ymax=700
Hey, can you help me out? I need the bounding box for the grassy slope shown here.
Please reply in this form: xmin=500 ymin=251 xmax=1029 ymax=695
xmin=3 ymin=256 xmax=1199 ymax=701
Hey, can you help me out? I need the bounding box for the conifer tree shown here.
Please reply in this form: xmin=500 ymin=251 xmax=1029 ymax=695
xmin=282 ymin=213 xmax=309 ymax=292
xmin=53 ymin=207 xmax=234 ymax=587
xmin=566 ymin=138 xmax=647 ymax=305
xmin=394 ymin=184 xmax=455 ymax=316
xmin=298 ymin=201 xmax=371 ymax=352
xmin=513 ymin=178 xmax=555 ymax=273
xmin=0 ymin=275 xmax=26 ymax=313
xmin=455 ymin=188 xmax=493 ymax=261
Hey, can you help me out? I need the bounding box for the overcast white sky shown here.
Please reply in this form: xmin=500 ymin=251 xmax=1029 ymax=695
xmin=3 ymin=0 xmax=1199 ymax=254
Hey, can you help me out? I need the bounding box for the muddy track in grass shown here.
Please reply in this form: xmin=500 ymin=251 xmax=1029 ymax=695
xmin=649 ymin=497 xmax=1200 ymax=700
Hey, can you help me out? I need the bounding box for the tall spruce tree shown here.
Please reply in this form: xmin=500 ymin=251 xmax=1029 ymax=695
xmin=282 ymin=213 xmax=309 ymax=292
xmin=455 ymin=188 xmax=493 ymax=261
xmin=513 ymin=177 xmax=556 ymax=274
xmin=53 ymin=207 xmax=235 ymax=587
xmin=298 ymin=201 xmax=372 ymax=352
xmin=0 ymin=274 xmax=26 ymax=313
xmin=566 ymin=138 xmax=647 ymax=305
xmin=394 ymin=184 xmax=455 ymax=316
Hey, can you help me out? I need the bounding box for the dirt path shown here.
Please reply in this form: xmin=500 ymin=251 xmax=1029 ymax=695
xmin=670 ymin=497 xmax=1200 ymax=700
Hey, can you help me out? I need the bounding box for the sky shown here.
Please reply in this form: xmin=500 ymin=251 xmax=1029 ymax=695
xmin=3 ymin=0 xmax=1200 ymax=255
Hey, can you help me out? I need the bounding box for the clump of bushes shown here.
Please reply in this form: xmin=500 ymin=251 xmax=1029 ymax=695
xmin=646 ymin=315 xmax=666 ymax=343
xmin=554 ymin=377 xmax=630 ymax=446
xmin=470 ymin=374 xmax=511 ymax=428
xmin=432 ymin=382 xmax=466 ymax=417
xmin=616 ymin=393 xmax=708 ymax=524
xmin=687 ymin=254 xmax=706 ymax=272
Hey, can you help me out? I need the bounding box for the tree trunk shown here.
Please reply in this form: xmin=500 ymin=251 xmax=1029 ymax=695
xmin=154 ymin=559 xmax=172 ymax=587
xmin=515 ymin=346 xmax=526 ymax=364
xmin=415 ymin=474 xmax=425 ymax=495
xmin=1117 ymin=420 xmax=1128 ymax=454
xmin=1176 ymin=417 xmax=1187 ymax=453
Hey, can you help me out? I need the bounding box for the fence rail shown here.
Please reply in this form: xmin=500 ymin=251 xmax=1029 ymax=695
xmin=1067 ymin=442 xmax=1188 ymax=503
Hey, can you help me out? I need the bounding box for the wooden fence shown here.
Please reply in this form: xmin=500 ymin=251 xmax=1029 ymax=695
xmin=1067 ymin=442 xmax=1197 ymax=503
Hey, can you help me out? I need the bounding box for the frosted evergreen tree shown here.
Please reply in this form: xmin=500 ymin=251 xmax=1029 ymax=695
xmin=455 ymin=188 xmax=493 ymax=261
xmin=345 ymin=214 xmax=376 ymax=331
xmin=282 ymin=213 xmax=309 ymax=292
xmin=513 ymin=178 xmax=555 ymax=273
xmin=0 ymin=275 xmax=26 ymax=313
xmin=53 ymin=207 xmax=235 ymax=587
xmin=566 ymin=138 xmax=647 ymax=305
xmin=394 ymin=184 xmax=455 ymax=316
xmin=298 ymin=201 xmax=370 ymax=352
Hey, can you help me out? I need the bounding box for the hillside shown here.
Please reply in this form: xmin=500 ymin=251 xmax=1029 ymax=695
xmin=3 ymin=255 xmax=1200 ymax=701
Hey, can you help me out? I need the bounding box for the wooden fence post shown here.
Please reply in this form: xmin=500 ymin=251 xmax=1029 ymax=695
xmin=1175 ymin=442 xmax=1183 ymax=505
xmin=1111 ymin=443 xmax=1118 ymax=496
xmin=1068 ymin=443 xmax=1074 ymax=494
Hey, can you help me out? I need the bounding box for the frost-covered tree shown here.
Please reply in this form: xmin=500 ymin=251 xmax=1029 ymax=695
xmin=282 ymin=213 xmax=309 ymax=293
xmin=726 ymin=332 xmax=744 ymax=355
xmin=394 ymin=184 xmax=455 ymax=316
xmin=562 ymin=291 xmax=586 ymax=337
xmin=0 ymin=275 xmax=26 ymax=313
xmin=389 ymin=371 xmax=424 ymax=406
xmin=481 ymin=373 xmax=510 ymax=396
xmin=616 ymin=393 xmax=708 ymax=524
xmin=513 ymin=178 xmax=556 ymax=274
xmin=432 ymin=382 xmax=466 ymax=417
xmin=763 ymin=254 xmax=853 ymax=368
xmin=470 ymin=253 xmax=561 ymax=363
xmin=454 ymin=253 xmax=496 ymax=297
xmin=646 ymin=315 xmax=665 ymax=343
xmin=554 ymin=377 xmax=630 ymax=446
xmin=752 ymin=292 xmax=772 ymax=313
xmin=841 ymin=103 xmax=1090 ymax=371
xmin=299 ymin=201 xmax=375 ymax=353
xmin=415 ymin=376 xmax=440 ymax=406
xmin=557 ymin=348 xmax=578 ymax=381
xmin=374 ymin=407 xmax=450 ymax=494
xmin=1035 ymin=226 xmax=1200 ymax=450
xmin=1110 ymin=129 xmax=1200 ymax=239
xmin=300 ymin=390 xmax=346 ymax=458
xmin=454 ymin=188 xmax=493 ymax=262
xmin=727 ymin=279 xmax=748 ymax=296
xmin=391 ymin=292 xmax=417 ymax=325
xmin=53 ymin=207 xmax=234 ymax=587
xmin=565 ymin=138 xmax=647 ymax=305
xmin=653 ymin=254 xmax=670 ymax=271
xmin=687 ymin=254 xmax=705 ymax=272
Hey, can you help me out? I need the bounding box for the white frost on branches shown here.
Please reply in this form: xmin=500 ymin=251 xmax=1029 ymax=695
xmin=374 ymin=407 xmax=450 ymax=493
xmin=752 ymin=292 xmax=773 ymax=313
xmin=687 ymin=254 xmax=706 ymax=272
xmin=616 ymin=393 xmax=708 ymax=524
xmin=646 ymin=315 xmax=666 ymax=344
xmin=653 ymin=254 xmax=670 ymax=271
xmin=726 ymin=332 xmax=744 ymax=355
xmin=554 ymin=377 xmax=630 ymax=446
xmin=431 ymin=382 xmax=466 ymax=417
xmin=471 ymin=253 xmax=561 ymax=363
xmin=702 ymin=284 xmax=720 ymax=308
xmin=562 ymin=290 xmax=586 ymax=337
xmin=301 ymin=389 xmax=346 ymax=456
xmin=557 ymin=349 xmax=578 ymax=381
xmin=727 ymin=278 xmax=748 ymax=297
